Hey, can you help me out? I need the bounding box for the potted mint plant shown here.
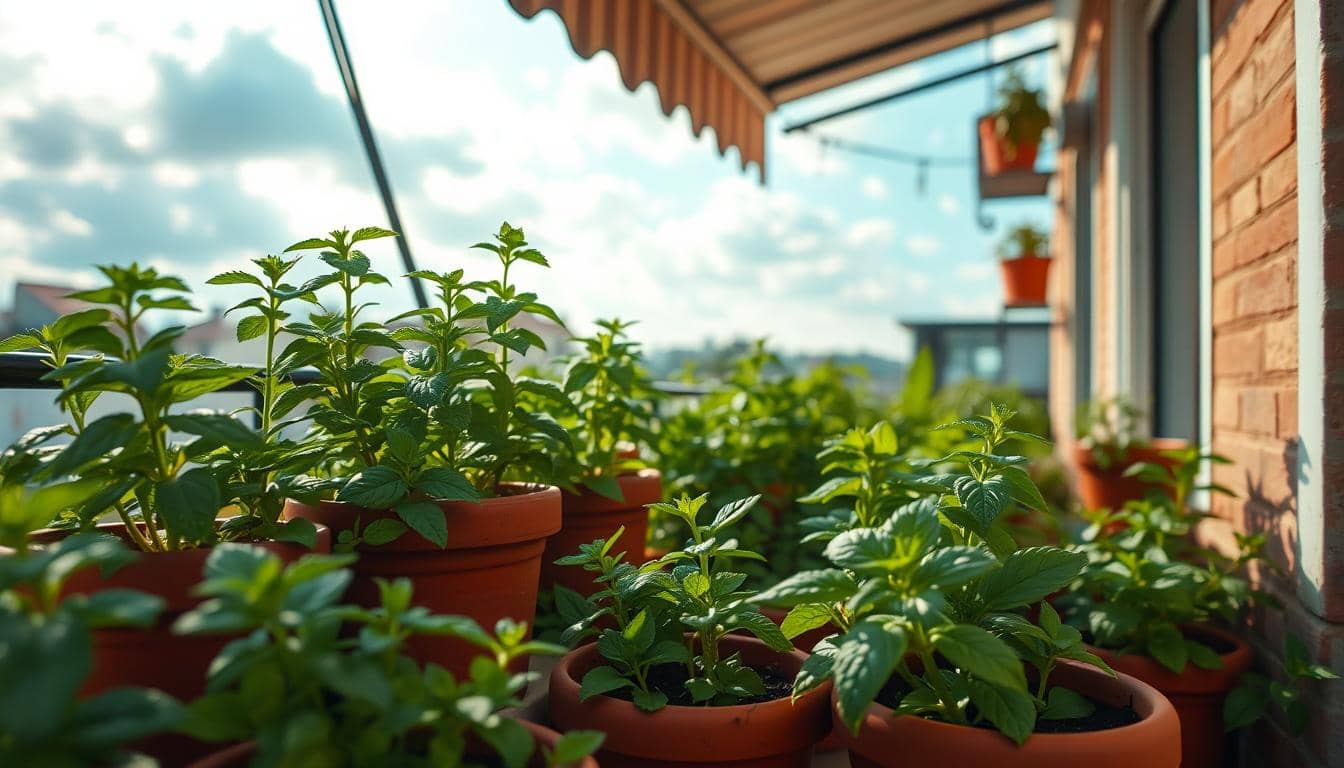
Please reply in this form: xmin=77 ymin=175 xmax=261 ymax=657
xmin=0 ymin=265 xmax=331 ymax=762
xmin=979 ymin=66 xmax=1051 ymax=174
xmin=0 ymin=471 xmax=183 ymax=765
xmin=998 ymin=223 xmax=1052 ymax=306
xmin=174 ymin=545 xmax=602 ymax=768
xmin=540 ymin=318 xmax=661 ymax=597
xmin=281 ymin=223 xmax=567 ymax=675
xmin=1064 ymin=449 xmax=1336 ymax=768
xmin=1072 ymin=397 xmax=1188 ymax=511
xmin=757 ymin=407 xmax=1181 ymax=766
xmin=547 ymin=494 xmax=833 ymax=766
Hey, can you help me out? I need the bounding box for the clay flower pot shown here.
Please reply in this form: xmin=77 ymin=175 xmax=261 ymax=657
xmin=842 ymin=660 xmax=1180 ymax=767
xmin=1000 ymin=255 xmax=1052 ymax=306
xmin=1090 ymin=624 xmax=1252 ymax=768
xmin=549 ymin=635 xmax=832 ymax=767
xmin=285 ymin=483 xmax=560 ymax=676
xmin=541 ymin=470 xmax=662 ymax=596
xmin=27 ymin=522 xmax=332 ymax=764
xmin=188 ymin=719 xmax=599 ymax=767
xmin=979 ymin=115 xmax=1040 ymax=175
xmin=1070 ymin=438 xmax=1187 ymax=512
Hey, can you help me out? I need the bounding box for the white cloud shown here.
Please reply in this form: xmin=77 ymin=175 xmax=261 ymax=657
xmin=846 ymin=218 xmax=895 ymax=247
xmin=937 ymin=194 xmax=960 ymax=216
xmin=904 ymin=234 xmax=942 ymax=256
xmin=861 ymin=176 xmax=888 ymax=199
xmin=50 ymin=209 xmax=92 ymax=237
xmin=955 ymin=262 xmax=995 ymax=280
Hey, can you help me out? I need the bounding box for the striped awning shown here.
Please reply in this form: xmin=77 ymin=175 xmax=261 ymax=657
xmin=508 ymin=0 xmax=1051 ymax=180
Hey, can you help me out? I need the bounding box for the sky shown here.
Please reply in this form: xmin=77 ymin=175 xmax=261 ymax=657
xmin=0 ymin=1 xmax=1053 ymax=361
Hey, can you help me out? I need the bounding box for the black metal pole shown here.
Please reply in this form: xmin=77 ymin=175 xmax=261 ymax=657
xmin=782 ymin=43 xmax=1057 ymax=134
xmin=317 ymin=0 xmax=428 ymax=309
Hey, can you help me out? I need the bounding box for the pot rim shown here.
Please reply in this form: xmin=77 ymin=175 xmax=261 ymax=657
xmin=846 ymin=659 xmax=1178 ymax=752
xmin=1090 ymin=622 xmax=1254 ymax=694
xmin=1070 ymin=437 xmax=1190 ymax=468
xmin=549 ymin=634 xmax=832 ymax=760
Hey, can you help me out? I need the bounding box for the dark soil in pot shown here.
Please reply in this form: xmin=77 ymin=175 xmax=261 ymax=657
xmin=606 ymin=660 xmax=794 ymax=707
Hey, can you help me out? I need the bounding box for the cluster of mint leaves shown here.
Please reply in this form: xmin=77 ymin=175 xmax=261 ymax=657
xmin=555 ymin=493 xmax=792 ymax=711
xmin=756 ymin=405 xmax=1105 ymax=744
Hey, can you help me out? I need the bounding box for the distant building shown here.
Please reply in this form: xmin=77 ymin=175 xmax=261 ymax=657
xmin=897 ymin=309 xmax=1050 ymax=400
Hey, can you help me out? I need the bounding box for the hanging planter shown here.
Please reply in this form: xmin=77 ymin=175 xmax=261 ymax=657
xmin=978 ymin=67 xmax=1050 ymax=176
xmin=997 ymin=223 xmax=1052 ymax=306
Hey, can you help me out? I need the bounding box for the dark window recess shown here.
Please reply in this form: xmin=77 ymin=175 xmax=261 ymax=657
xmin=1149 ymin=0 xmax=1200 ymax=441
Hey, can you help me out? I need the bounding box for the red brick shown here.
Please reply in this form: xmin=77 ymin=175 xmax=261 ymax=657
xmin=1264 ymin=315 xmax=1299 ymax=371
xmin=1276 ymin=389 xmax=1298 ymax=438
xmin=1252 ymin=82 xmax=1297 ymax=167
xmin=1214 ymin=142 xmax=1241 ymax=199
xmin=1231 ymin=177 xmax=1261 ymax=227
xmin=1235 ymin=255 xmax=1297 ymax=317
xmin=1259 ymin=144 xmax=1298 ymax=206
xmin=1228 ymin=66 xmax=1259 ymax=127
xmin=1213 ymin=0 xmax=1287 ymax=95
xmin=1215 ymin=326 xmax=1264 ymax=375
xmin=1214 ymin=385 xmax=1240 ymax=429
xmin=1214 ymin=198 xmax=1230 ymax=240
xmin=1240 ymin=388 xmax=1280 ymax=435
xmin=1253 ymin=10 xmax=1296 ymax=103
xmin=1213 ymin=277 xmax=1238 ymax=324
xmin=1213 ymin=93 xmax=1231 ymax=142
xmin=1238 ymin=198 xmax=1298 ymax=266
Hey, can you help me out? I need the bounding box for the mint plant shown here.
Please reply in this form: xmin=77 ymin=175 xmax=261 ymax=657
xmin=1224 ymin=634 xmax=1339 ymax=735
xmin=558 ymin=494 xmax=793 ymax=711
xmin=9 ymin=266 xmax=255 ymax=551
xmin=991 ymin=66 xmax=1051 ymax=159
xmin=755 ymin=406 xmax=1102 ymax=744
xmin=0 ymin=470 xmax=181 ymax=765
xmin=1074 ymin=396 xmax=1144 ymax=470
xmin=175 ymin=545 xmax=602 ymax=767
xmin=552 ymin=318 xmax=656 ymax=500
xmin=997 ymin=223 xmax=1049 ymax=259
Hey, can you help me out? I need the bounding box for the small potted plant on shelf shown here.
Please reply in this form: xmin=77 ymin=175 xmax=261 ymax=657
xmin=1062 ymin=450 xmax=1338 ymax=768
xmin=0 ymin=476 xmax=183 ymax=765
xmin=280 ymin=223 xmax=567 ymax=675
xmin=1072 ymin=397 xmax=1188 ymax=511
xmin=539 ymin=318 xmax=661 ymax=597
xmin=175 ymin=545 xmax=603 ymax=768
xmin=548 ymin=494 xmax=833 ymax=767
xmin=0 ymin=264 xmax=330 ymax=762
xmin=997 ymin=223 xmax=1052 ymax=306
xmin=979 ymin=66 xmax=1051 ymax=175
xmin=757 ymin=406 xmax=1181 ymax=767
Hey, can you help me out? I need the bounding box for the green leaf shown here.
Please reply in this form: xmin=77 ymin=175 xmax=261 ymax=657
xmin=581 ymin=473 xmax=624 ymax=502
xmin=235 ymin=314 xmax=268 ymax=342
xmin=709 ymin=494 xmax=760 ymax=532
xmin=284 ymin=237 xmax=333 ymax=252
xmin=0 ymin=332 xmax=41 ymax=353
xmin=45 ymin=413 xmax=137 ymax=478
xmin=351 ymin=226 xmax=398 ymax=243
xmin=976 ymin=547 xmax=1085 ymax=612
xmin=954 ymin=474 xmax=1013 ymax=526
xmin=336 ymin=466 xmax=408 ymax=509
xmin=753 ymin=569 xmax=855 ymax=607
xmin=911 ymin=546 xmax=997 ymax=590
xmin=74 ymin=588 xmax=164 ymax=629
xmin=153 ymin=467 xmax=221 ymax=544
xmin=780 ymin=603 xmax=832 ymax=640
xmin=728 ymin=609 xmax=793 ymax=651
xmin=164 ymin=412 xmax=261 ymax=449
xmin=933 ymin=624 xmax=1026 ymax=691
xmin=1000 ymin=465 xmax=1050 ymax=513
xmin=969 ymin=680 xmax=1036 ymax=745
xmin=415 ymin=466 xmax=480 ymax=502
xmin=1186 ymin=640 xmax=1224 ymax=670
xmin=833 ymin=619 xmax=906 ymax=733
xmin=631 ymin=688 xmax=668 ymax=712
xmin=362 ymin=518 xmax=408 ymax=546
xmin=396 ymin=501 xmax=447 ymax=548
xmin=1146 ymin=624 xmax=1188 ymax=673
xmin=206 ymin=270 xmax=263 ymax=287
xmin=578 ymin=665 xmax=633 ymax=700
xmin=69 ymin=688 xmax=183 ymax=750
xmin=798 ymin=476 xmax=861 ymax=504
xmin=550 ymin=731 xmax=605 ymax=767
xmin=1224 ymin=675 xmax=1268 ymax=731
xmin=1040 ymin=686 xmax=1094 ymax=720
xmin=793 ymin=641 xmax=836 ymax=698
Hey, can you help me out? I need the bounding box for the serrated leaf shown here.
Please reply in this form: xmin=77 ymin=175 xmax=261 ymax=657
xmin=235 ymin=314 xmax=268 ymax=342
xmin=779 ymin=603 xmax=832 ymax=640
xmin=578 ymin=665 xmax=633 ymax=701
xmin=753 ymin=569 xmax=855 ymax=607
xmin=336 ymin=466 xmax=407 ymax=509
xmin=968 ymin=680 xmax=1036 ymax=745
xmin=976 ymin=547 xmax=1085 ymax=612
xmin=396 ymin=500 xmax=447 ymax=548
xmin=933 ymin=624 xmax=1025 ymax=691
xmin=833 ymin=620 xmax=906 ymax=733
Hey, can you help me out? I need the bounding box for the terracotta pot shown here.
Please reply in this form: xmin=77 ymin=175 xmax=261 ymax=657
xmin=843 ymin=659 xmax=1180 ymax=767
xmin=542 ymin=470 xmax=661 ymax=596
xmin=760 ymin=481 xmax=792 ymax=524
xmin=285 ymin=483 xmax=560 ymax=676
xmin=1071 ymin=438 xmax=1187 ymax=512
xmin=979 ymin=115 xmax=1040 ymax=175
xmin=25 ymin=522 xmax=332 ymax=764
xmin=1000 ymin=255 xmax=1052 ymax=306
xmin=1090 ymin=624 xmax=1252 ymax=768
xmin=550 ymin=635 xmax=832 ymax=767
xmin=188 ymin=719 xmax=599 ymax=767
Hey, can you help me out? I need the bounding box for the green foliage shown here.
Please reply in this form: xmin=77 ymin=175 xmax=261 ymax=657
xmin=556 ymin=494 xmax=792 ymax=711
xmin=996 ymin=223 xmax=1050 ymax=260
xmin=284 ymin=222 xmax=568 ymax=549
xmin=175 ymin=544 xmax=602 ymax=767
xmin=11 ymin=265 xmax=256 ymax=551
xmin=0 ymin=490 xmax=181 ymax=765
xmin=550 ymin=318 xmax=657 ymax=500
xmin=1224 ymin=634 xmax=1339 ymax=735
xmin=991 ymin=66 xmax=1052 ymax=158
xmin=1074 ymin=396 xmax=1144 ymax=470
xmin=755 ymin=406 xmax=1101 ymax=745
